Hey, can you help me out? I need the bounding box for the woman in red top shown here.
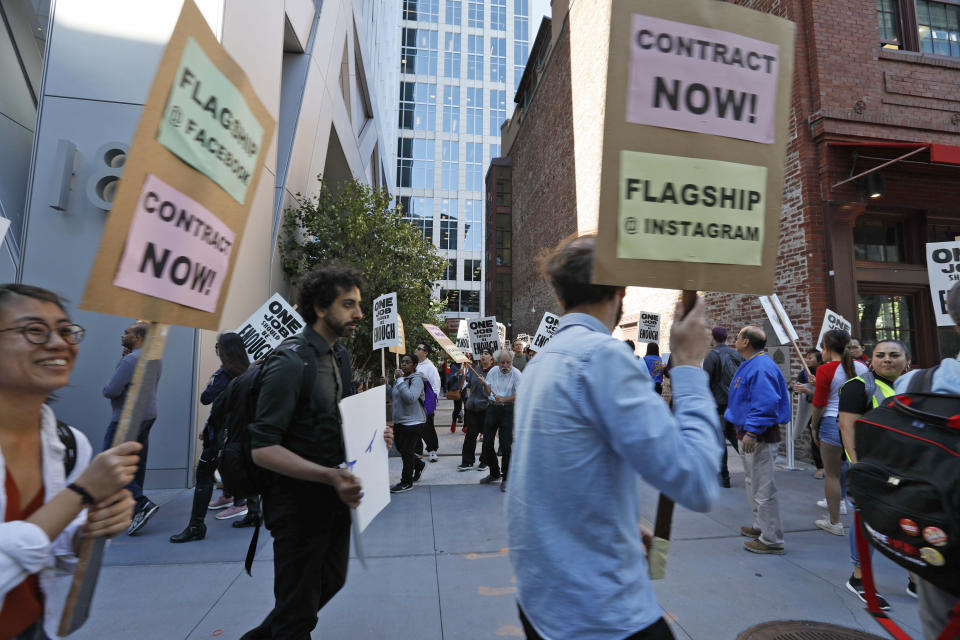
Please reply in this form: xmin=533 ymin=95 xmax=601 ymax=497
xmin=811 ymin=330 xmax=868 ymax=537
xmin=0 ymin=285 xmax=141 ymax=640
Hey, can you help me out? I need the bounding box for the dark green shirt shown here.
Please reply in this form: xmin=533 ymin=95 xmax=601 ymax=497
xmin=248 ymin=325 xmax=345 ymax=468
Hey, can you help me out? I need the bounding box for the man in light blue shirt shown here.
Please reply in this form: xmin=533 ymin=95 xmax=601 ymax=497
xmin=479 ymin=349 xmax=522 ymax=491
xmin=506 ymin=236 xmax=722 ymax=640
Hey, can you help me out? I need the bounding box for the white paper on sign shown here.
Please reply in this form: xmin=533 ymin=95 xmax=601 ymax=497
xmin=468 ymin=316 xmax=500 ymax=355
xmin=925 ymin=241 xmax=960 ymax=327
xmin=235 ymin=293 xmax=304 ymax=362
xmin=339 ymin=386 xmax=390 ymax=533
xmin=636 ymin=311 xmax=661 ymax=344
xmin=816 ymin=309 xmax=852 ymax=351
xmin=456 ymin=320 xmax=470 ymax=352
xmin=372 ymin=292 xmax=399 ymax=349
xmin=770 ymin=294 xmax=799 ymax=342
xmin=0 ymin=218 xmax=10 ymax=247
xmin=758 ymin=296 xmax=789 ymax=345
xmin=531 ymin=312 xmax=561 ymax=350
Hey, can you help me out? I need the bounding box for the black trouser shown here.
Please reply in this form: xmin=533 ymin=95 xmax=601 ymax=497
xmin=518 ymin=606 xmax=674 ymax=640
xmin=461 ymin=408 xmax=485 ymax=465
xmin=718 ymin=407 xmax=739 ymax=480
xmin=188 ymin=441 xmax=260 ymax=527
xmin=418 ymin=412 xmax=438 ymax=454
xmin=246 ymin=482 xmax=351 ymax=640
xmin=452 ymin=398 xmax=463 ymax=424
xmin=481 ymin=404 xmax=513 ymax=480
xmin=395 ymin=423 xmax=423 ymax=484
xmin=103 ymin=418 xmax=155 ymax=506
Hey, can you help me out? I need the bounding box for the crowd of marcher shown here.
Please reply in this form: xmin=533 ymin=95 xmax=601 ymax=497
xmin=2 ymin=232 xmax=957 ymax=640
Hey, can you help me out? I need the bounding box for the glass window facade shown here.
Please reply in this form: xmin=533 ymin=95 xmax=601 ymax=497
xmin=442 ymin=85 xmax=460 ymax=132
xmin=441 ymin=140 xmax=459 ymax=190
xmin=466 ymin=87 xmax=483 ymax=134
xmin=489 ymin=89 xmax=506 ymax=136
xmin=467 ymin=35 xmax=483 ymax=80
xmin=854 ymin=217 xmax=906 ymax=262
xmin=397 ymin=196 xmax=435 ymax=243
xmin=858 ymin=294 xmax=916 ymax=360
xmin=514 ymin=0 xmax=529 ymax=91
xmin=404 ymin=0 xmax=439 ymax=22
xmin=467 ymin=0 xmax=484 ymax=28
xmin=445 ymin=0 xmax=461 ymax=25
xmin=439 ymin=198 xmax=458 ymax=249
xmin=401 ymin=28 xmax=439 ymax=76
xmin=398 ymin=81 xmax=437 ymax=131
xmin=489 ymin=37 xmax=507 ymax=83
xmin=918 ymin=0 xmax=960 ymax=57
xmin=490 ymin=0 xmax=506 ymax=30
xmin=464 ymin=259 xmax=482 ymax=281
xmin=443 ymin=32 xmax=461 ymax=78
xmin=397 ymin=137 xmax=435 ymax=189
xmin=465 ymin=142 xmax=482 ymax=192
xmin=444 ymin=258 xmax=458 ymax=280
xmin=495 ymin=212 xmax=511 ymax=266
xmin=463 ymin=200 xmax=482 ymax=251
xmin=876 ymin=0 xmax=901 ymax=45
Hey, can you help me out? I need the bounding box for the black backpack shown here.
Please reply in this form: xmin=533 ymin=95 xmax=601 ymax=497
xmin=716 ymin=347 xmax=743 ymax=399
xmin=848 ymin=366 xmax=960 ymax=598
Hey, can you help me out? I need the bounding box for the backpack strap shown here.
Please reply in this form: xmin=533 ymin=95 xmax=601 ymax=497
xmin=244 ymin=520 xmax=261 ymax=576
xmin=907 ymin=365 xmax=940 ymax=394
xmin=56 ymin=420 xmax=77 ymax=477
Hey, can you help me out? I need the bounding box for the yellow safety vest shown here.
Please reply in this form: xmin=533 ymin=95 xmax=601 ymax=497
xmin=840 ymin=373 xmax=896 ymax=461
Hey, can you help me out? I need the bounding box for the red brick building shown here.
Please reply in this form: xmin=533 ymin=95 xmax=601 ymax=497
xmin=484 ymin=157 xmax=516 ymax=335
xmin=504 ymin=0 xmax=960 ymax=368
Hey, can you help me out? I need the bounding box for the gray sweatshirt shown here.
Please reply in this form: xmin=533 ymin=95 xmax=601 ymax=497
xmin=391 ymin=373 xmax=426 ymax=425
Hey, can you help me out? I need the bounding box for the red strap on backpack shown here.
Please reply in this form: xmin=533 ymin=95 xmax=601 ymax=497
xmin=855 ymin=512 xmax=960 ymax=640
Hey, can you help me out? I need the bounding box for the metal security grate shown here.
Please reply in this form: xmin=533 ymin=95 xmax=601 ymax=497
xmin=738 ymin=620 xmax=889 ymax=640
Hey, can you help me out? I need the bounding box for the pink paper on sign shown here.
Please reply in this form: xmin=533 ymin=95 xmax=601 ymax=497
xmin=627 ymin=14 xmax=780 ymax=144
xmin=113 ymin=174 xmax=235 ymax=312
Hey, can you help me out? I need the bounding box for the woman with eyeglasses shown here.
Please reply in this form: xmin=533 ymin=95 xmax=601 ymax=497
xmin=0 ymin=284 xmax=141 ymax=640
xmin=170 ymin=332 xmax=257 ymax=542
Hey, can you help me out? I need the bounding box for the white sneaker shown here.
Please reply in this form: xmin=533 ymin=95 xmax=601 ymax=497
xmin=816 ymin=498 xmax=847 ymax=514
xmin=815 ymin=518 xmax=844 ymax=536
xmin=429 ymin=451 xmax=438 ymax=463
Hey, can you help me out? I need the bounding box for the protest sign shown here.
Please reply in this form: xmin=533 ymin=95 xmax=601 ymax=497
xmin=80 ymin=0 xmax=274 ymax=330
xmin=235 ymin=293 xmax=304 ymax=362
xmin=340 ymin=385 xmax=390 ymax=533
xmin=157 ymin=37 xmax=265 ymax=205
xmin=636 ymin=311 xmax=661 ymax=344
xmin=497 ymin=322 xmax=507 ymax=349
xmin=816 ymin=309 xmax=852 ymax=351
xmin=389 ymin=315 xmax=406 ymax=355
xmin=372 ymin=292 xmax=399 ymax=349
xmin=925 ymin=241 xmax=960 ymax=327
xmin=468 ymin=316 xmax=500 ymax=355
xmin=456 ymin=319 xmax=470 ymax=352
xmin=758 ymin=295 xmax=793 ymax=344
xmin=0 ymin=218 xmax=9 ymax=247
xmin=531 ymin=312 xmax=561 ymax=350
xmin=112 ymin=174 xmax=234 ymax=312
xmin=584 ymin=0 xmax=795 ymax=294
xmin=423 ymin=323 xmax=470 ymax=363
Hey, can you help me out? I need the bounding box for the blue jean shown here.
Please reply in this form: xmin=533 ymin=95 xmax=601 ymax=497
xmin=103 ymin=418 xmax=155 ymax=504
xmin=819 ymin=415 xmax=842 ymax=447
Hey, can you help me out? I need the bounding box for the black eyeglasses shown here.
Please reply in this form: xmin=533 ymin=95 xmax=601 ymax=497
xmin=0 ymin=322 xmax=86 ymax=345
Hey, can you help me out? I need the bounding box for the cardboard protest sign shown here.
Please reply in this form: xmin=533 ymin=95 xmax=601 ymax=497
xmin=235 ymin=293 xmax=304 ymax=361
xmin=340 ymin=385 xmax=390 ymax=532
xmin=389 ymin=315 xmax=406 ymax=355
xmin=636 ymin=311 xmax=661 ymax=344
xmin=816 ymin=309 xmax=852 ymax=351
xmin=925 ymin=241 xmax=960 ymax=327
xmin=80 ymin=0 xmax=275 ymax=330
xmin=372 ymin=292 xmax=399 ymax=349
xmin=758 ymin=294 xmax=798 ymax=345
xmin=468 ymin=316 xmax=500 ymax=355
xmin=586 ymin=0 xmax=795 ymax=294
xmin=531 ymin=312 xmax=561 ymax=350
xmin=157 ymin=37 xmax=265 ymax=205
xmin=456 ymin=319 xmax=470 ymax=352
xmin=423 ymin=323 xmax=470 ymax=363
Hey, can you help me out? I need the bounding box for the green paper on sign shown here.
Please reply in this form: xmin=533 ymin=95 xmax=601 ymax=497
xmin=157 ymin=37 xmax=265 ymax=204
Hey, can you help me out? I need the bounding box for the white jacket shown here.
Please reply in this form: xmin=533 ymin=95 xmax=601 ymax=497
xmin=0 ymin=404 xmax=91 ymax=638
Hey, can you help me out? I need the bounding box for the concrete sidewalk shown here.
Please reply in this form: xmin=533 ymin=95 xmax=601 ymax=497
xmin=69 ymin=403 xmax=920 ymax=639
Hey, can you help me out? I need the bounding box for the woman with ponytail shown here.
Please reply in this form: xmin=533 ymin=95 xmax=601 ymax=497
xmin=810 ymin=329 xmax=868 ymax=536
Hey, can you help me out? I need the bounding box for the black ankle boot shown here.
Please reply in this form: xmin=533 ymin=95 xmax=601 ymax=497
xmin=169 ymin=523 xmax=206 ymax=543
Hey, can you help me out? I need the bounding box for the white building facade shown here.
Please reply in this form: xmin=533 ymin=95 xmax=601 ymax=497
xmin=394 ymin=0 xmax=530 ymax=320
xmin=0 ymin=0 xmax=399 ymax=488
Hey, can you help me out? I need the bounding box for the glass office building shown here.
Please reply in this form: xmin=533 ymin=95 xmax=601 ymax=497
xmin=396 ymin=0 xmax=529 ymax=319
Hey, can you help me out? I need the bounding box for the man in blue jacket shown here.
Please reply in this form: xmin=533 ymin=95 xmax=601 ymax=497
xmin=724 ymin=325 xmax=791 ymax=554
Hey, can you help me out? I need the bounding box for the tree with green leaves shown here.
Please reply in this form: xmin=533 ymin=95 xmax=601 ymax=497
xmin=280 ymin=177 xmax=448 ymax=379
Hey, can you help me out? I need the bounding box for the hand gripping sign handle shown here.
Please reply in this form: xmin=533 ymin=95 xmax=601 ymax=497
xmin=58 ymin=322 xmax=170 ymax=637
xmin=650 ymin=291 xmax=696 ymax=579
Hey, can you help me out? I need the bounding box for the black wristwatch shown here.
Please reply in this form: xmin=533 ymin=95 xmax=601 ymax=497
xmin=67 ymin=483 xmax=95 ymax=505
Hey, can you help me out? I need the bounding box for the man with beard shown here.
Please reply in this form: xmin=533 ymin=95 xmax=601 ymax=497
xmin=507 ymin=235 xmax=720 ymax=640
xmin=102 ymin=320 xmax=162 ymax=535
xmin=242 ymin=264 xmax=394 ymax=640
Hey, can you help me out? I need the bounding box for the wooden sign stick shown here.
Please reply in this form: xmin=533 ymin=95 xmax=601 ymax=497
xmin=58 ymin=322 xmax=170 ymax=636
